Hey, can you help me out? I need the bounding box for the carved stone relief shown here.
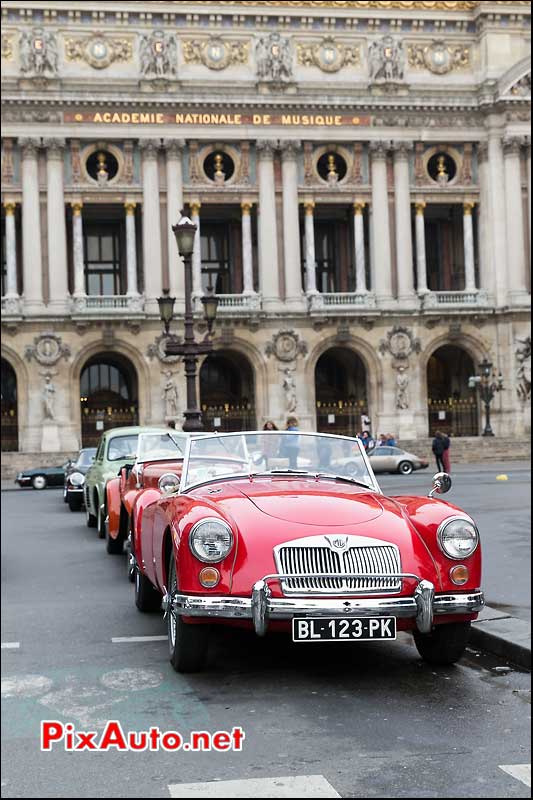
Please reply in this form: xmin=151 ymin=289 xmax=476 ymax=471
xmin=162 ymin=369 xmax=180 ymax=420
xmin=20 ymin=28 xmax=58 ymax=77
xmin=2 ymin=34 xmax=13 ymax=60
xmin=297 ymin=37 xmax=359 ymax=72
xmin=395 ymin=366 xmax=410 ymax=410
xmin=147 ymin=334 xmax=182 ymax=365
xmin=368 ymin=36 xmax=405 ymax=83
xmin=266 ymin=330 xmax=308 ymax=362
xmin=183 ymin=38 xmax=249 ymax=70
xmin=516 ymin=336 xmax=531 ymax=403
xmin=281 ymin=366 xmax=298 ymax=414
xmin=25 ymin=333 xmax=71 ymax=366
xmin=256 ymin=33 xmax=293 ymax=85
xmin=379 ymin=326 xmax=421 ymax=361
xmin=65 ymin=34 xmax=133 ymax=69
xmin=407 ymin=40 xmax=470 ymax=74
xmin=139 ymin=31 xmax=177 ymax=80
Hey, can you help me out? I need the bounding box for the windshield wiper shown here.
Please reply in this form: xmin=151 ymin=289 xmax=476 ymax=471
xmin=314 ymin=473 xmax=372 ymax=490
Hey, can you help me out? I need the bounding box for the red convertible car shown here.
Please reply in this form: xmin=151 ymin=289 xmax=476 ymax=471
xmin=105 ymin=431 xmax=188 ymax=563
xmin=133 ymin=431 xmax=483 ymax=673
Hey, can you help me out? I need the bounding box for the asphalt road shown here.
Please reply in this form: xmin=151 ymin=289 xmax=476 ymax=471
xmin=1 ymin=465 xmax=531 ymax=799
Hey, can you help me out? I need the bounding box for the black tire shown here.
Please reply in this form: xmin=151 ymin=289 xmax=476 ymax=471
xmin=32 ymin=475 xmax=48 ymax=490
xmin=85 ymin=493 xmax=97 ymax=528
xmin=97 ymin=500 xmax=106 ymax=539
xmin=398 ymin=461 xmax=413 ymax=475
xmin=414 ymin=622 xmax=471 ymax=666
xmin=68 ymin=494 xmax=83 ymax=512
xmin=134 ymin=567 xmax=162 ymax=613
xmin=106 ymin=521 xmax=124 ymax=555
xmin=167 ymin=555 xmax=209 ymax=673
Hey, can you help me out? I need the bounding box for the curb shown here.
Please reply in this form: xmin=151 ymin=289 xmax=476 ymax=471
xmin=471 ymin=605 xmax=531 ymax=670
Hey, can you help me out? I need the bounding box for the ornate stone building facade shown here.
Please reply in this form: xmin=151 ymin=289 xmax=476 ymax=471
xmin=1 ymin=0 xmax=531 ymax=456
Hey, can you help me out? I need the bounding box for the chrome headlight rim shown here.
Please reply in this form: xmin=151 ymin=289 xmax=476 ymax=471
xmin=158 ymin=472 xmax=181 ymax=493
xmin=189 ymin=517 xmax=234 ymax=564
xmin=69 ymin=472 xmax=85 ymax=487
xmin=437 ymin=515 xmax=479 ymax=560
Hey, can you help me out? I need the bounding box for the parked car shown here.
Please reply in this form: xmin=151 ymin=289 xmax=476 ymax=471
xmin=15 ymin=460 xmax=72 ymax=490
xmin=133 ymin=431 xmax=483 ymax=673
xmin=105 ymin=431 xmax=189 ymax=566
xmin=369 ymin=446 xmax=429 ymax=475
xmin=63 ymin=447 xmax=97 ymax=511
xmin=84 ymin=426 xmax=173 ymax=539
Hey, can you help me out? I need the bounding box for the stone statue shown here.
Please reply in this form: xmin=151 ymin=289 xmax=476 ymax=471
xmin=256 ymin=33 xmax=293 ymax=85
xmin=395 ymin=367 xmax=410 ymax=410
xmin=139 ymin=31 xmax=178 ymax=80
xmin=20 ymin=28 xmax=59 ymax=78
xmin=516 ymin=337 xmax=531 ymax=403
xmin=368 ymin=36 xmax=405 ymax=83
xmin=282 ymin=367 xmax=298 ymax=414
xmin=42 ymin=373 xmax=56 ymax=420
xmin=162 ymin=370 xmax=179 ymax=419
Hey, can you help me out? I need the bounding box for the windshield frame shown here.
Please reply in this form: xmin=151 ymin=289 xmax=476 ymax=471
xmin=179 ymin=431 xmax=381 ymax=495
xmin=134 ymin=432 xmax=188 ymax=465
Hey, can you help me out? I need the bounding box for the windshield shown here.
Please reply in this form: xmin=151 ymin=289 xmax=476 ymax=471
xmin=107 ymin=434 xmax=139 ymax=462
xmin=76 ymin=448 xmax=96 ymax=468
xmin=181 ymin=432 xmax=376 ymax=492
xmin=136 ymin=432 xmax=187 ymax=463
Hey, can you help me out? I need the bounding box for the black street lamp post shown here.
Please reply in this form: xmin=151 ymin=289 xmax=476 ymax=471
xmin=157 ymin=217 xmax=218 ymax=433
xmin=468 ymin=358 xmax=504 ymax=437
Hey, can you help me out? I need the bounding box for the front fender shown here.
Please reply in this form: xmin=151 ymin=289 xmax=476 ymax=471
xmin=106 ymin=477 xmax=122 ymax=540
xmin=132 ymin=489 xmax=161 ymax=569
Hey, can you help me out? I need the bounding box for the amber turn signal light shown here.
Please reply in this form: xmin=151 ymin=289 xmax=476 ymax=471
xmin=449 ymin=565 xmax=469 ymax=586
xmin=199 ymin=567 xmax=221 ymax=588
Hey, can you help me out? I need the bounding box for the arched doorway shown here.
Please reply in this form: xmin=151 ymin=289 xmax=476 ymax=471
xmin=200 ymin=350 xmax=256 ymax=432
xmin=80 ymin=353 xmax=138 ymax=446
xmin=1 ymin=358 xmax=18 ymax=451
xmin=315 ymin=348 xmax=368 ymax=436
xmin=427 ymin=345 xmax=478 ymax=436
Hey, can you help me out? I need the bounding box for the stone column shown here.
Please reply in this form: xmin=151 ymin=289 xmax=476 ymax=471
xmin=19 ymin=137 xmax=44 ymax=311
xmin=414 ymin=201 xmax=428 ymax=294
xmin=526 ymin=136 xmax=531 ymax=250
xmin=2 ymin=201 xmax=18 ymax=299
xmin=369 ymin=141 xmax=393 ymax=303
xmin=44 ymin=138 xmax=69 ymax=311
xmin=257 ymin=140 xmax=281 ymax=309
xmin=463 ymin=201 xmax=477 ymax=292
xmin=503 ymin=135 xmax=528 ymax=300
xmin=140 ymin=139 xmax=163 ymax=304
xmin=71 ymin=201 xmax=86 ymax=303
xmin=392 ymin=142 xmax=415 ymax=304
xmin=280 ymin=140 xmax=304 ymax=310
xmin=353 ymin=201 xmax=367 ymax=293
xmin=164 ymin=139 xmax=185 ymax=311
xmin=124 ymin=201 xmax=139 ymax=296
xmin=476 ymin=143 xmax=493 ymax=297
xmin=190 ymin=201 xmax=203 ymax=296
xmin=487 ymin=122 xmax=509 ymax=306
xmin=303 ymin=200 xmax=317 ymax=294
xmin=241 ymin=201 xmax=255 ymax=295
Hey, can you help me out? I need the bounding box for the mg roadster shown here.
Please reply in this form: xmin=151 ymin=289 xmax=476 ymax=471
xmin=133 ymin=431 xmax=483 ymax=673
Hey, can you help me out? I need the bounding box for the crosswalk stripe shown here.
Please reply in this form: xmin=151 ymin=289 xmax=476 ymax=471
xmin=1 ymin=642 xmax=20 ymax=649
xmin=499 ymin=765 xmax=531 ymax=788
xmin=168 ymin=776 xmax=341 ymax=798
xmin=112 ymin=636 xmax=167 ymax=643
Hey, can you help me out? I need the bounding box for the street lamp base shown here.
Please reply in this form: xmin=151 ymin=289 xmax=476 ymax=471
xmin=482 ymin=429 xmax=495 ymax=437
xmin=182 ymin=410 xmax=205 ymax=433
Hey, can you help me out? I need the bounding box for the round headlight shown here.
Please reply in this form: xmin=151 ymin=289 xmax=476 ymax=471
xmin=438 ymin=517 xmax=479 ymax=560
xmin=158 ymin=473 xmax=180 ymax=493
xmin=189 ymin=518 xmax=234 ymax=564
xmin=69 ymin=472 xmax=85 ymax=487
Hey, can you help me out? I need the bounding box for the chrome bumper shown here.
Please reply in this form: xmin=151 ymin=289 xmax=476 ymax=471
xmin=169 ymin=572 xmax=485 ymax=636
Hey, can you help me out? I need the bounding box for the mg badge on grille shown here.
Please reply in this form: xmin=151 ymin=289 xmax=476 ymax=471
xmin=326 ymin=536 xmax=349 ymax=550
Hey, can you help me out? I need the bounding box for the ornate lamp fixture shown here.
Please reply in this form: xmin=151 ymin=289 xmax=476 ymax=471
xmin=468 ymin=358 xmax=504 ymax=437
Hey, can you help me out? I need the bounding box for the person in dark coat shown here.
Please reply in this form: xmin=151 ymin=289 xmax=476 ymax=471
xmin=432 ymin=431 xmax=446 ymax=472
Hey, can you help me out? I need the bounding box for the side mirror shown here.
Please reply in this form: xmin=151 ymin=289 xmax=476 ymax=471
xmin=428 ymin=472 xmax=452 ymax=498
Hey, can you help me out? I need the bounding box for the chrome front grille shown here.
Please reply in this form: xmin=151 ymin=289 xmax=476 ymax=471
xmin=276 ymin=542 xmax=402 ymax=595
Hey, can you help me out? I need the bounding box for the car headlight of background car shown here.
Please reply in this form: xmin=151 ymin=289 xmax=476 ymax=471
xmin=437 ymin=517 xmax=479 ymax=560
xmin=189 ymin=518 xmax=234 ymax=563
xmin=69 ymin=472 xmax=85 ymax=487
xmin=158 ymin=472 xmax=181 ymax=493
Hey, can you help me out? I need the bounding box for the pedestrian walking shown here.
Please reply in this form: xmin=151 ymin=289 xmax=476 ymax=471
xmin=280 ymin=416 xmax=300 ymax=469
xmin=261 ymin=420 xmax=279 ymax=469
xmin=432 ymin=430 xmax=446 ymax=472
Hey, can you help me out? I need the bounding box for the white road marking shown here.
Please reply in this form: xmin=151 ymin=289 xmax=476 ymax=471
xmin=39 ymin=683 xmax=123 ymax=730
xmin=1 ymin=675 xmax=53 ymax=698
xmin=111 ymin=635 xmax=167 ymax=643
xmin=499 ymin=764 xmax=531 ymax=788
xmin=168 ymin=776 xmax=341 ymax=798
xmin=1 ymin=642 xmax=20 ymax=649
xmin=101 ymin=668 xmax=164 ymax=691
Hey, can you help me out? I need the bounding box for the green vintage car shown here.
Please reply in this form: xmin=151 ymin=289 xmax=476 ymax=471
xmin=84 ymin=425 xmax=172 ymax=538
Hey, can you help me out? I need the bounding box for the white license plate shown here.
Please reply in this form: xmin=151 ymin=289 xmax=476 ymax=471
xmin=292 ymin=616 xmax=397 ymax=642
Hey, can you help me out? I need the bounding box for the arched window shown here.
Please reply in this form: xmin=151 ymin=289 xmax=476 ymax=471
xmin=315 ymin=348 xmax=368 ymax=437
xmin=200 ymin=351 xmax=256 ymax=432
xmin=427 ymin=345 xmax=478 ymax=436
xmin=80 ymin=353 xmax=138 ymax=446
xmin=1 ymin=358 xmax=18 ymax=452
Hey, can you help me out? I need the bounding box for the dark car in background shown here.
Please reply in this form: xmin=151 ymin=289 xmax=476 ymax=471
xmin=16 ymin=460 xmax=71 ymax=490
xmin=63 ymin=448 xmax=97 ymax=511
